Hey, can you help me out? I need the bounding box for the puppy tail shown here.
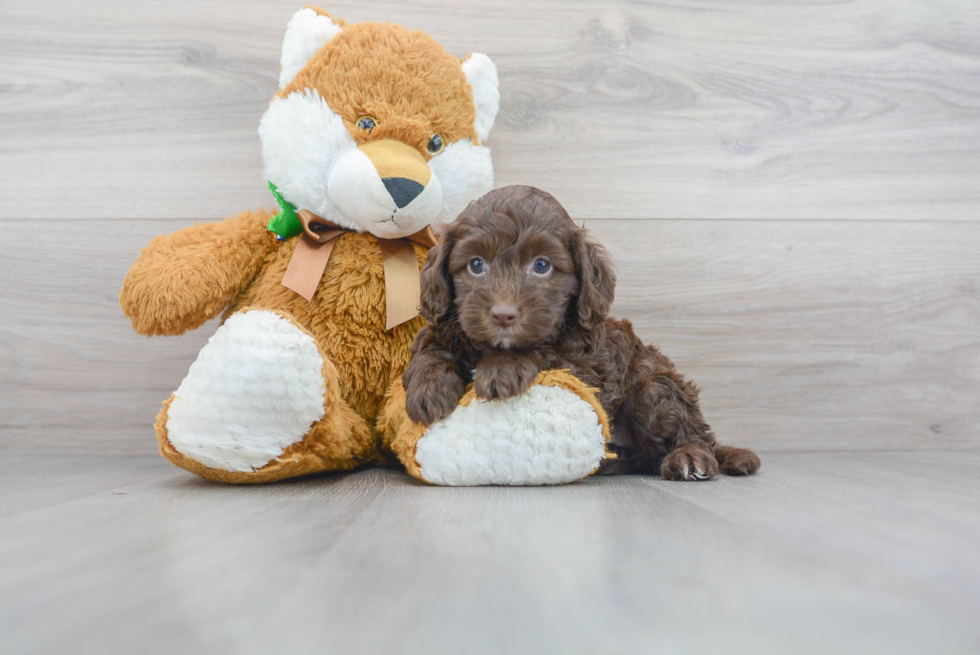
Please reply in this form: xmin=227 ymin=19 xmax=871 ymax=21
xmin=714 ymin=444 xmax=761 ymax=476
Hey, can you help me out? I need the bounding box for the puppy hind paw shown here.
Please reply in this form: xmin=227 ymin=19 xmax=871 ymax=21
xmin=715 ymin=445 xmax=761 ymax=476
xmin=660 ymin=445 xmax=719 ymax=481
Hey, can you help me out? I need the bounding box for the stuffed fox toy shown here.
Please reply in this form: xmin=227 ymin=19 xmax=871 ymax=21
xmin=120 ymin=6 xmax=612 ymax=485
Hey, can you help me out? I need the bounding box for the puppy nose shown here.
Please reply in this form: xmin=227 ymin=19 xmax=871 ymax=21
xmin=382 ymin=177 xmax=424 ymax=208
xmin=490 ymin=304 xmax=519 ymax=328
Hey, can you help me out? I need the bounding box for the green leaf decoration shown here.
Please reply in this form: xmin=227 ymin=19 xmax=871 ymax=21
xmin=266 ymin=181 xmax=305 ymax=239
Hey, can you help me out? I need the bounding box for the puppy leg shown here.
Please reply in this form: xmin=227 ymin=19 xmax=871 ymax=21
xmin=403 ymin=325 xmax=468 ymax=426
xmin=614 ymin=371 xmax=720 ymax=481
xmin=404 ymin=356 xmax=466 ymax=426
xmin=473 ymin=353 xmax=542 ymax=401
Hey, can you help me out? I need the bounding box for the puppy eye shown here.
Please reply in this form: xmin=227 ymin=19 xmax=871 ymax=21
xmin=427 ymin=134 xmax=444 ymax=154
xmin=468 ymin=257 xmax=486 ymax=275
xmin=356 ymin=116 xmax=376 ymax=132
xmin=532 ymin=258 xmax=552 ymax=275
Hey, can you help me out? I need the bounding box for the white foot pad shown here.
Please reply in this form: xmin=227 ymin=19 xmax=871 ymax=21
xmin=415 ymin=385 xmax=606 ymax=486
xmin=166 ymin=310 xmax=326 ymax=472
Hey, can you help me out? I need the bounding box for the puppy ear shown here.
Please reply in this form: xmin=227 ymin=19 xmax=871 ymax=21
xmin=419 ymin=227 xmax=458 ymax=322
xmin=572 ymin=226 xmax=616 ymax=334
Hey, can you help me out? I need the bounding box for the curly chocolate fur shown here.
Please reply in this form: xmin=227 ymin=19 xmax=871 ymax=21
xmin=403 ymin=185 xmax=760 ymax=480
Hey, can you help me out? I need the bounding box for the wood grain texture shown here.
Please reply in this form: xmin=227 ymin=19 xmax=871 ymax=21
xmin=2 ymin=452 xmax=979 ymax=654
xmin=2 ymin=0 xmax=979 ymax=220
xmin=1 ymin=218 xmax=977 ymax=454
xmin=598 ymin=218 xmax=980 ymax=451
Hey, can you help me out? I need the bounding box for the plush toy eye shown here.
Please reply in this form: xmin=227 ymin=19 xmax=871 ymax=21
xmin=532 ymin=258 xmax=552 ymax=275
xmin=468 ymin=257 xmax=486 ymax=275
xmin=427 ymin=134 xmax=444 ymax=154
xmin=357 ymin=116 xmax=376 ymax=131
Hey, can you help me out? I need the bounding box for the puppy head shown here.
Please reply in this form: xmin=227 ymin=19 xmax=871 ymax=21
xmin=420 ymin=185 xmax=615 ymax=350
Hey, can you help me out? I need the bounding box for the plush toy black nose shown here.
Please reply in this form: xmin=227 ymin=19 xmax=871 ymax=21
xmin=382 ymin=177 xmax=424 ymax=208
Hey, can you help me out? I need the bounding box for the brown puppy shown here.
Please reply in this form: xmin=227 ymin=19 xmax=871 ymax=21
xmin=403 ymin=185 xmax=759 ymax=480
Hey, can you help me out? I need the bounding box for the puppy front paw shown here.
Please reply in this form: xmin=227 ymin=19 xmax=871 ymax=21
xmin=660 ymin=444 xmax=720 ymax=481
xmin=474 ymin=356 xmax=540 ymax=400
xmin=405 ymin=370 xmax=466 ymax=426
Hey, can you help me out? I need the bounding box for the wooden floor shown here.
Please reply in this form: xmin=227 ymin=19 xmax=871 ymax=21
xmin=2 ymin=451 xmax=979 ymax=654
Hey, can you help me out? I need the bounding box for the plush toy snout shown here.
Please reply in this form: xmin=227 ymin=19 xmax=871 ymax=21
xmin=328 ymin=138 xmax=444 ymax=239
xmin=360 ymin=139 xmax=431 ymax=207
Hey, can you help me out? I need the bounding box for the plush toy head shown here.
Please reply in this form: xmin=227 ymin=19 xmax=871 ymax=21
xmin=259 ymin=7 xmax=500 ymax=239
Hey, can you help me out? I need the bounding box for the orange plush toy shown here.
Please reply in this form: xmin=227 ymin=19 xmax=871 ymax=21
xmin=120 ymin=6 xmax=611 ymax=485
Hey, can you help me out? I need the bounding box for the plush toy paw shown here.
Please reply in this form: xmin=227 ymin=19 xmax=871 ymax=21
xmin=383 ymin=370 xmax=612 ymax=486
xmin=157 ymin=308 xmax=372 ymax=483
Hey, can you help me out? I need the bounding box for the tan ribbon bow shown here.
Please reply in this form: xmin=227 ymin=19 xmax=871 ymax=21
xmin=280 ymin=209 xmax=438 ymax=330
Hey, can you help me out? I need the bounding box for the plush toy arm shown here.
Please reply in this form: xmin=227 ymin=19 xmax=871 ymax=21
xmin=120 ymin=209 xmax=278 ymax=336
xmin=381 ymin=369 xmax=614 ymax=486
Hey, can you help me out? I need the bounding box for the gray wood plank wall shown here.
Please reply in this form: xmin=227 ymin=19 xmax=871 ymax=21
xmin=1 ymin=0 xmax=978 ymax=454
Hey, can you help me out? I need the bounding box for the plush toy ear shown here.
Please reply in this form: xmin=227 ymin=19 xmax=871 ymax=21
xmin=279 ymin=7 xmax=343 ymax=88
xmin=461 ymin=53 xmax=500 ymax=144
